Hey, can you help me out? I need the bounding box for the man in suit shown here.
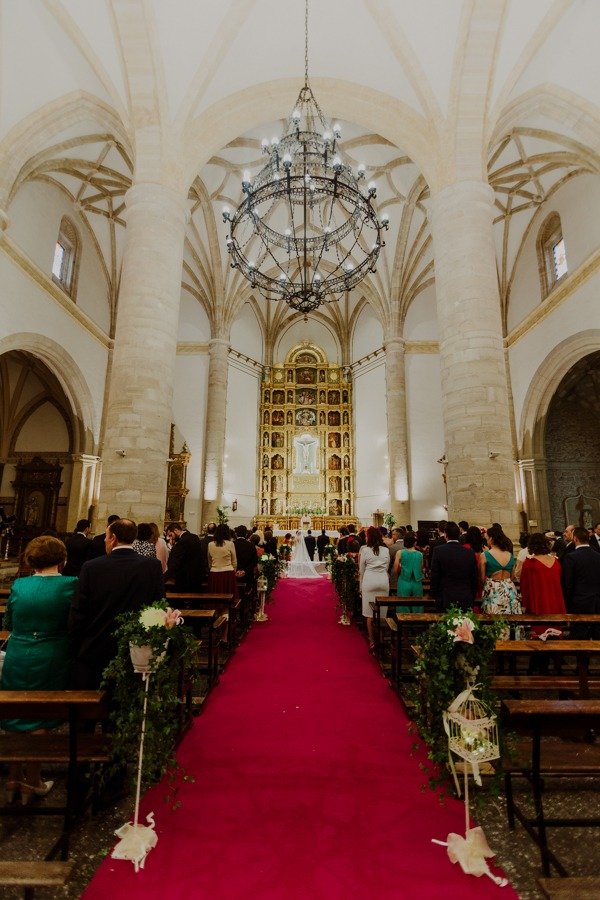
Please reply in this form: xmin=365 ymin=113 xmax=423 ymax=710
xmin=561 ymin=526 xmax=600 ymax=639
xmin=336 ymin=526 xmax=349 ymax=555
xmin=88 ymin=514 xmax=121 ymax=559
xmin=69 ymin=518 xmax=164 ymax=689
xmin=387 ymin=528 xmax=404 ymax=594
xmin=316 ymin=528 xmax=330 ymax=561
xmin=198 ymin=522 xmax=216 ymax=581
xmin=165 ymin=521 xmax=204 ymax=592
xmin=63 ymin=518 xmax=92 ymax=576
xmin=429 ymin=521 xmax=478 ymax=612
xmin=553 ymin=523 xmax=575 ymax=561
xmin=589 ymin=522 xmax=600 ymax=553
xmin=304 ymin=529 xmax=316 ymax=560
xmin=234 ymin=524 xmax=258 ymax=593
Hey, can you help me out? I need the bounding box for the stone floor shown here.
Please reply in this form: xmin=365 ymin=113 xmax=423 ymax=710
xmin=0 ymin=768 xmax=599 ymax=898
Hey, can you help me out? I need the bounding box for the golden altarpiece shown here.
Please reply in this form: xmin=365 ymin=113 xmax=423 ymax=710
xmin=256 ymin=344 xmax=356 ymax=532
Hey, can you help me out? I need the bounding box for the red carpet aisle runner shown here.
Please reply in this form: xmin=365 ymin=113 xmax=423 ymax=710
xmin=84 ymin=578 xmax=516 ymax=900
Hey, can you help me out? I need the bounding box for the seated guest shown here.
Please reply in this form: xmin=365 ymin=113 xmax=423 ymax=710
xmin=1 ymin=536 xmax=78 ymax=802
xmin=132 ymin=522 xmax=157 ymax=559
xmin=207 ymin=523 xmax=238 ymax=597
xmin=63 ymin=519 xmax=92 ymax=576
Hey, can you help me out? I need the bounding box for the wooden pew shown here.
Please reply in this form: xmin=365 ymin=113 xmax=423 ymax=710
xmin=501 ymin=698 xmax=600 ymax=877
xmin=537 ymin=876 xmax=600 ymax=898
xmin=372 ymin=596 xmax=435 ymax=654
xmin=494 ymin=640 xmax=600 ymax=698
xmin=0 ymin=691 xmax=110 ymax=860
xmin=0 ymin=860 xmax=75 ymax=897
xmin=180 ymin=609 xmax=222 ymax=694
xmin=166 ymin=592 xmax=238 ymax=651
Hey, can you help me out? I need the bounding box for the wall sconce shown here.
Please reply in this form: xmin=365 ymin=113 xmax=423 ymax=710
xmin=116 ymin=449 xmax=126 ymax=457
xmin=437 ymin=454 xmax=448 ymax=466
xmin=232 ymin=499 xmax=238 ymax=511
xmin=488 ymin=450 xmax=499 ymax=459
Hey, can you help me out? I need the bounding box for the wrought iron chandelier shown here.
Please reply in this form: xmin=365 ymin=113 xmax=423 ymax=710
xmin=222 ymin=1 xmax=388 ymax=315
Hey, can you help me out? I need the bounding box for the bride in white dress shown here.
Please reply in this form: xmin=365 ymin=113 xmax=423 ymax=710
xmin=287 ymin=530 xmax=321 ymax=579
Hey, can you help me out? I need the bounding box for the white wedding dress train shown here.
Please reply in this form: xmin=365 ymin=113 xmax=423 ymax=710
xmin=286 ymin=531 xmax=322 ymax=579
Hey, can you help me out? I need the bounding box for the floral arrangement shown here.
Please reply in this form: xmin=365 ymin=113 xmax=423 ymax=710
xmin=258 ymin=553 xmax=281 ymax=599
xmin=409 ymin=608 xmax=505 ymax=796
xmin=287 ymin=504 xmax=324 ymax=516
xmin=102 ymin=601 xmax=201 ymax=800
xmin=322 ymin=544 xmax=337 ymax=563
xmin=330 ymin=554 xmax=360 ymax=623
xmin=278 ymin=543 xmax=292 ymax=561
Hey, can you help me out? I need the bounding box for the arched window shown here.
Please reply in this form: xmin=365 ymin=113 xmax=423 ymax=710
xmin=537 ymin=212 xmax=568 ymax=299
xmin=51 ymin=216 xmax=80 ymax=298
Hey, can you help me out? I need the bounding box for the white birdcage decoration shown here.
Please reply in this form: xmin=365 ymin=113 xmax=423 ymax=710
xmin=444 ymin=684 xmax=500 ymax=786
xmin=255 ymin=573 xmax=269 ymax=622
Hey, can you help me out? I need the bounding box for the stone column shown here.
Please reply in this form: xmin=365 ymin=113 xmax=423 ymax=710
xmin=66 ymin=454 xmax=100 ymax=527
xmin=384 ymin=337 xmax=410 ymax=525
xmin=201 ymin=337 xmax=230 ymax=525
xmin=97 ymin=182 xmax=188 ymax=525
xmin=429 ymin=180 xmax=518 ymax=530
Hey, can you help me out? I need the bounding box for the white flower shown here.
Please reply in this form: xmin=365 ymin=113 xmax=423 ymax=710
xmin=139 ymin=607 xmax=167 ymax=630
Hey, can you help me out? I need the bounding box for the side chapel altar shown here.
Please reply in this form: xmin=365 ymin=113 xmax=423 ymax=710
xmin=257 ymin=343 xmax=357 ymax=532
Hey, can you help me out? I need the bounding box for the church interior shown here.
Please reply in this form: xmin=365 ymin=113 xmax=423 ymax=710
xmin=2 ymin=3 xmax=600 ymax=896
xmin=1 ymin=0 xmax=599 ymax=539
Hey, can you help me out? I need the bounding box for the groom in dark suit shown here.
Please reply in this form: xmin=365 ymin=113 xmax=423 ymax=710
xmin=69 ymin=518 xmax=164 ymax=689
xmin=304 ymin=529 xmax=317 ymax=560
xmin=429 ymin=521 xmax=479 ymax=611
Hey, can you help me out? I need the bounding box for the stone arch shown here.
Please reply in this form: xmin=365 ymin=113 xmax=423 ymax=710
xmin=519 ymin=330 xmax=600 ymax=458
xmin=0 ymin=333 xmax=97 ymax=455
xmin=182 ymin=77 xmax=439 ymax=194
xmin=0 ymin=92 xmax=132 ymax=204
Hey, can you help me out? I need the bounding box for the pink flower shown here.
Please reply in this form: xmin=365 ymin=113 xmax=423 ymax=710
xmin=164 ymin=607 xmax=183 ymax=629
xmin=452 ymin=619 xmax=475 ymax=644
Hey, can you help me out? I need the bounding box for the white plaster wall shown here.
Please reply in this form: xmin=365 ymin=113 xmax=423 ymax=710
xmin=14 ymin=403 xmax=70 ymax=451
xmin=353 ymin=360 xmax=389 ymax=523
xmin=8 ymin=180 xmax=110 ymax=333
xmin=0 ymin=255 xmax=108 ymax=444
xmin=405 ymin=352 xmax=446 ymax=524
xmin=274 ymin=319 xmax=340 ymax=364
xmin=223 ymin=361 xmax=260 ymax=525
xmin=403 ymin=285 xmax=439 ymax=341
xmin=230 ymin=303 xmax=263 ymax=360
xmin=177 ymin=291 xmax=211 ymax=342
xmin=351 ymin=303 xmax=383 ymax=360
xmin=509 ymin=269 xmax=600 ymax=447
xmin=507 ymin=174 xmax=600 ymax=331
xmin=171 ymin=350 xmax=210 ymax=533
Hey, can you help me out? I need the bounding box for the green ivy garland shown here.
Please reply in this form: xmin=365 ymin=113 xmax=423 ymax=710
xmin=258 ymin=553 xmax=281 ymax=599
xmin=408 ymin=608 xmax=505 ymax=795
xmin=102 ymin=600 xmax=201 ymax=803
xmin=330 ymin=554 xmax=360 ymax=622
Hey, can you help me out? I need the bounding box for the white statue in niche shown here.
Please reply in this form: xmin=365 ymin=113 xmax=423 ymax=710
xmin=293 ymin=433 xmax=319 ymax=475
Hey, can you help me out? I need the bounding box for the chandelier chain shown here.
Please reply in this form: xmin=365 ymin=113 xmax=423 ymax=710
xmin=304 ymin=0 xmax=309 ymax=88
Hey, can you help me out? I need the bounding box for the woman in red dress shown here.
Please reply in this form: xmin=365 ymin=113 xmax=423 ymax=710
xmin=519 ymin=532 xmax=566 ymax=629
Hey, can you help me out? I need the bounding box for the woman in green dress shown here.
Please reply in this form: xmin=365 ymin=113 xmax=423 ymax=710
xmin=1 ymin=535 xmax=77 ymax=803
xmin=392 ymin=532 xmax=424 ymax=612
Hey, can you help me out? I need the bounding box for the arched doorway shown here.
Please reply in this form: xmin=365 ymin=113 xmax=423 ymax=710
xmin=544 ymin=350 xmax=600 ymax=529
xmin=0 ymin=350 xmax=92 ymax=533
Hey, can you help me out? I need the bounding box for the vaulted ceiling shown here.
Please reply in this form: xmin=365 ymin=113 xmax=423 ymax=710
xmin=2 ymin=1 xmax=599 ymax=344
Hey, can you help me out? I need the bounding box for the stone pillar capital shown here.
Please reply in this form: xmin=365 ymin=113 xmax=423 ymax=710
xmin=384 ymin=336 xmax=405 ymax=354
xmin=124 ymin=181 xmax=189 ymax=227
xmin=208 ymin=337 xmax=230 ymax=352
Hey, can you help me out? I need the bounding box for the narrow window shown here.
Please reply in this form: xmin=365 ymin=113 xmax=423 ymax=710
xmin=51 ymin=217 xmax=80 ymax=298
xmin=537 ymin=212 xmax=567 ymax=299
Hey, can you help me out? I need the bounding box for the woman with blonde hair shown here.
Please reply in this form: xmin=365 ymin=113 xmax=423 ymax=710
xmin=359 ymin=526 xmax=390 ymax=652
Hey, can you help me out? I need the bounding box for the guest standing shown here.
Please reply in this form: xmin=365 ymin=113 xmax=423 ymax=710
xmin=149 ymin=522 xmax=169 ymax=573
xmin=561 ymin=526 xmax=600 ymax=639
xmin=88 ymin=514 xmax=120 ymax=559
xmin=132 ymin=522 xmax=158 ymax=559
xmin=207 ymin=523 xmax=238 ymax=597
xmin=480 ymin=524 xmax=521 ymax=615
xmin=359 ymin=526 xmax=390 ymax=652
xmin=520 ymin=533 xmax=566 ymax=634
xmin=463 ymin=525 xmax=485 ymax=603
xmin=1 ymin=536 xmax=77 ymax=801
xmin=392 ymin=532 xmax=423 ymax=612
xmin=63 ymin=519 xmax=91 ymax=576
xmin=316 ymin=528 xmax=330 ymax=561
xmin=165 ymin=521 xmax=204 ymax=592
xmin=430 ymin=521 xmax=479 ymax=612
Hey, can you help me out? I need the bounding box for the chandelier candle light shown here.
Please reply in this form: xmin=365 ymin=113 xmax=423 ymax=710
xmin=223 ymin=0 xmax=388 ymax=315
